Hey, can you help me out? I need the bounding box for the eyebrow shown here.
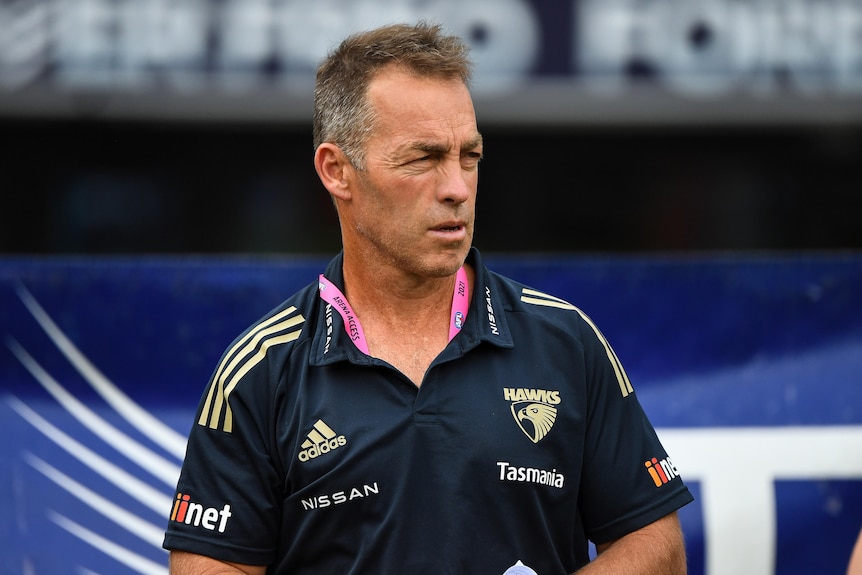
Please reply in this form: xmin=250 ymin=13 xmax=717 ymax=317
xmin=405 ymin=132 xmax=484 ymax=156
xmin=463 ymin=133 xmax=484 ymax=154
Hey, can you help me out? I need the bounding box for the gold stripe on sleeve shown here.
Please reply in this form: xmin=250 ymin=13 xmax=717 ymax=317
xmin=521 ymin=288 xmax=634 ymax=397
xmin=198 ymin=307 xmax=304 ymax=432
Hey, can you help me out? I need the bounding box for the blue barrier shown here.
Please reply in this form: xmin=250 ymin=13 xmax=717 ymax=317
xmin=2 ymin=253 xmax=861 ymax=575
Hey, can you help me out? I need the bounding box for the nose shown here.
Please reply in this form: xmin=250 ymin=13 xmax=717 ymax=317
xmin=437 ymin=158 xmax=475 ymax=204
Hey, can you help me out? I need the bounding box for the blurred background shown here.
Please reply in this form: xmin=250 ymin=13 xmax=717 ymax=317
xmin=2 ymin=3 xmax=862 ymax=575
xmin=2 ymin=0 xmax=861 ymax=255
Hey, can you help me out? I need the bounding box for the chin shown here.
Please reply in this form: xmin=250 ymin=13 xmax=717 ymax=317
xmin=425 ymin=250 xmax=470 ymax=277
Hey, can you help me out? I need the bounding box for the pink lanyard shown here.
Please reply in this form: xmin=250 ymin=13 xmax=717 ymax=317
xmin=318 ymin=266 xmax=469 ymax=355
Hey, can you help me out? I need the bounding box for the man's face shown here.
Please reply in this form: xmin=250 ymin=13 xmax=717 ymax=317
xmin=343 ymin=66 xmax=483 ymax=280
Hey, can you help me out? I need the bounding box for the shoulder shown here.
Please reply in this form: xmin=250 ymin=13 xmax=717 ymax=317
xmin=487 ymin=268 xmax=596 ymax=337
xmin=195 ymin=280 xmax=319 ymax=433
xmin=212 ymin=281 xmax=319 ymax=393
xmin=485 ymin=268 xmax=632 ymax=392
xmin=468 ymin=248 xmax=602 ymax=346
xmin=229 ymin=280 xmax=319 ymax=360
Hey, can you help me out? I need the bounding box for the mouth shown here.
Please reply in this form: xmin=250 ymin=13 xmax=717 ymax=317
xmin=433 ymin=221 xmax=466 ymax=233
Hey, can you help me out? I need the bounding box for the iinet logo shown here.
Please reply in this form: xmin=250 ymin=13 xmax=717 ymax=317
xmin=170 ymin=493 xmax=232 ymax=533
xmin=645 ymin=456 xmax=680 ymax=487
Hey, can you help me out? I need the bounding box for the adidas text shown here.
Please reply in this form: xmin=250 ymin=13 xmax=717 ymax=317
xmin=298 ymin=435 xmax=347 ymax=461
xmin=298 ymin=419 xmax=347 ymax=462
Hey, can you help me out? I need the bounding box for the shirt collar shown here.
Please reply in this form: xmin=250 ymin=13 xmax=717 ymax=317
xmin=310 ymin=248 xmax=513 ymax=367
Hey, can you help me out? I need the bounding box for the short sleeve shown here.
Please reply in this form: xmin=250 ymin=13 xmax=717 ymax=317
xmin=162 ymin=358 xmax=284 ymax=566
xmin=575 ymin=316 xmax=693 ymax=544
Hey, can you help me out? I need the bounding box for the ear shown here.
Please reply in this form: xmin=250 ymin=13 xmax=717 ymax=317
xmin=314 ymin=143 xmax=353 ymax=201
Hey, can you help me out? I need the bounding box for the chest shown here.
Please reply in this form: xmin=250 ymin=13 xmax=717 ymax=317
xmin=280 ymin=345 xmax=588 ymax=494
xmin=365 ymin=332 xmax=447 ymax=386
xmin=272 ymin=344 xmax=592 ymax=572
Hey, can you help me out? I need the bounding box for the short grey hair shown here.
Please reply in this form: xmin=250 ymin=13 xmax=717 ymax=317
xmin=313 ymin=21 xmax=473 ymax=170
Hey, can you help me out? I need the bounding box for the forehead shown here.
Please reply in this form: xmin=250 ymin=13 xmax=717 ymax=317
xmin=365 ymin=66 xmax=479 ymax=147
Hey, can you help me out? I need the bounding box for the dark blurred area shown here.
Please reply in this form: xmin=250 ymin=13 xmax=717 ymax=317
xmin=2 ymin=0 xmax=862 ymax=255
xmin=2 ymin=118 xmax=860 ymax=254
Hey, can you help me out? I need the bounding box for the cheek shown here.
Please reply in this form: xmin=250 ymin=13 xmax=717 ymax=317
xmin=355 ymin=189 xmax=417 ymax=236
xmin=365 ymin=193 xmax=410 ymax=222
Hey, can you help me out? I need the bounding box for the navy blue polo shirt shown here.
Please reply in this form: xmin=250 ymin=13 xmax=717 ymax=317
xmin=163 ymin=248 xmax=693 ymax=574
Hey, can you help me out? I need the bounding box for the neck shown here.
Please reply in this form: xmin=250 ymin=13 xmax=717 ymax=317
xmin=341 ymin=255 xmax=461 ymax=325
xmin=327 ymin=251 xmax=473 ymax=385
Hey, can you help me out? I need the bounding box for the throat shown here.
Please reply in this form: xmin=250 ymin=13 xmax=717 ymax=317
xmin=366 ymin=328 xmax=448 ymax=387
xmin=318 ymin=265 xmax=471 ymax=386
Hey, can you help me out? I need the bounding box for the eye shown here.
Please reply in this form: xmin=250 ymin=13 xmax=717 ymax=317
xmin=462 ymin=150 xmax=483 ymax=170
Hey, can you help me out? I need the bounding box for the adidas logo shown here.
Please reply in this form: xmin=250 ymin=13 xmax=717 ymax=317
xmin=298 ymin=419 xmax=347 ymax=462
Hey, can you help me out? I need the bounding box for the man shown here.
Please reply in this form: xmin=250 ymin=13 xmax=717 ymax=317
xmin=163 ymin=22 xmax=693 ymax=574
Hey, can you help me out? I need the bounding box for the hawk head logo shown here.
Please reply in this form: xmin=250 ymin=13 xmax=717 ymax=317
xmin=511 ymin=402 xmax=557 ymax=443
